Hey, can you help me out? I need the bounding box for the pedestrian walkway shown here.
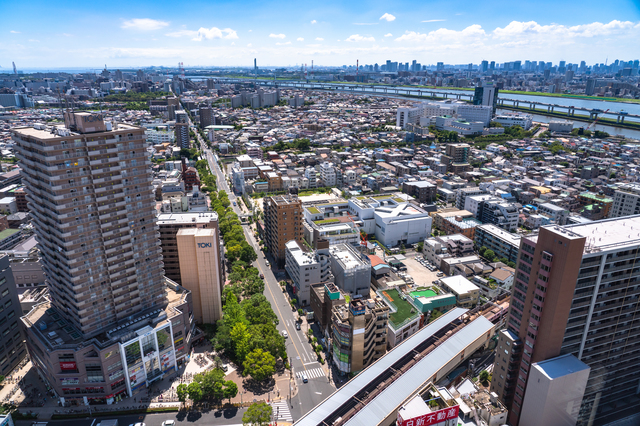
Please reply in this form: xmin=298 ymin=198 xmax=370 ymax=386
xmin=296 ymin=367 xmax=325 ymax=379
xmin=271 ymin=400 xmax=294 ymax=423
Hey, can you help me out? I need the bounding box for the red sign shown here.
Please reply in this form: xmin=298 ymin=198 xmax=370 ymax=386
xmin=397 ymin=405 xmax=459 ymax=426
xmin=60 ymin=362 xmax=77 ymax=371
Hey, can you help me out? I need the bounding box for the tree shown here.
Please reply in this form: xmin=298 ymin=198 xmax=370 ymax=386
xmin=416 ymin=242 xmax=424 ymax=252
xmin=243 ymin=348 xmax=276 ymax=381
xmin=176 ymin=383 xmax=188 ymax=405
xmin=484 ymin=249 xmax=496 ymax=262
xmin=223 ymin=380 xmax=238 ymax=403
xmin=188 ymin=381 xmax=203 ymax=402
xmin=242 ymin=402 xmax=272 ymax=426
xmin=479 ymin=370 xmax=490 ymax=385
xmin=478 ymin=246 xmax=487 ymax=257
xmin=231 ymin=322 xmax=252 ymax=363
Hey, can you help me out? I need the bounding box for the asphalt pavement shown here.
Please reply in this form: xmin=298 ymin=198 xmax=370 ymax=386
xmin=195 ymin=128 xmax=336 ymax=419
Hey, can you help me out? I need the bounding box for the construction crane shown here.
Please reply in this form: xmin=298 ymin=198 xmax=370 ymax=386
xmin=347 ymin=213 xmax=367 ymax=247
xmin=587 ymin=109 xmax=609 ymax=130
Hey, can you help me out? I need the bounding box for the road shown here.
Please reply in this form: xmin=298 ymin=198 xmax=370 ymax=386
xmin=193 ymin=126 xmax=335 ymax=419
xmin=15 ymin=406 xmax=248 ymax=426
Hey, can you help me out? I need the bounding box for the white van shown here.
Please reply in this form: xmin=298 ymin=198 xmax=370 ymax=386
xmin=301 ymin=373 xmax=308 ymax=383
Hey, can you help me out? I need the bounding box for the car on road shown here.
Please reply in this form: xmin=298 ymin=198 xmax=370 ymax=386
xmin=301 ymin=373 xmax=308 ymax=383
xmin=129 ymin=423 xmax=146 ymax=426
xmin=295 ymin=322 xmax=301 ymax=330
xmin=265 ymin=260 xmax=270 ymax=267
xmin=260 ymin=273 xmax=264 ymax=279
xmin=162 ymin=421 xmax=175 ymax=426
xmin=281 ymin=330 xmax=288 ymax=338
xmin=233 ymin=201 xmax=236 ymax=206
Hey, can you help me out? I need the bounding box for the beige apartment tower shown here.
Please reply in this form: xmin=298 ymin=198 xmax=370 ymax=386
xmin=177 ymin=228 xmax=222 ymax=324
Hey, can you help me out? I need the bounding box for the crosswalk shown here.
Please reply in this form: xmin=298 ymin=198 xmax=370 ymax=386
xmin=296 ymin=367 xmax=326 ymax=380
xmin=271 ymin=400 xmax=294 ymax=423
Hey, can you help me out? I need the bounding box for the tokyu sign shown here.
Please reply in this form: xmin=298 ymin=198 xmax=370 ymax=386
xmin=397 ymin=405 xmax=459 ymax=426
xmin=197 ymin=242 xmax=212 ymax=248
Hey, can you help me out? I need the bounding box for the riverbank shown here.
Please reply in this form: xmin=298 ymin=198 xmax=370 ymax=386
xmin=499 ymin=105 xmax=640 ymax=131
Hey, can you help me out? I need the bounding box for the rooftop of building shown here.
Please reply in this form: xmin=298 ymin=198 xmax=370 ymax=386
xmin=177 ymin=227 xmax=215 ymax=237
xmin=379 ymin=288 xmax=420 ymax=328
xmin=13 ymin=121 xmax=140 ymax=139
xmin=329 ymin=243 xmax=369 ymax=270
xmin=440 ymin=275 xmax=480 ymax=295
xmin=534 ymin=353 xmax=590 ymax=380
xmin=444 ymin=216 xmax=482 ymax=229
xmin=285 ymin=240 xmax=317 ymax=265
xmin=476 ymin=223 xmax=522 ymax=244
xmin=530 ymin=215 xmax=640 ymax=253
xmin=0 ymin=228 xmax=20 ymax=240
xmin=21 ymin=277 xmax=190 ymax=351
xmin=578 ymin=192 xmax=613 ymax=202
xmin=267 ymin=194 xmax=301 ymax=206
xmin=157 ymin=212 xmax=218 ymax=226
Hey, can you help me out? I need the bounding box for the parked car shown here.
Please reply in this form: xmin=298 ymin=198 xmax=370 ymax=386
xmin=162 ymin=421 xmax=176 ymax=426
xmin=295 ymin=322 xmax=301 ymax=330
xmin=281 ymin=330 xmax=288 ymax=338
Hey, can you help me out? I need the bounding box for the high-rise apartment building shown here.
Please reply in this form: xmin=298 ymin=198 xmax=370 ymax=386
xmin=490 ymin=217 xmax=640 ymax=425
xmin=0 ymin=255 xmax=26 ymax=375
xmin=199 ymin=107 xmax=214 ymax=129
xmin=174 ymin=122 xmax=189 ymax=149
xmin=177 ymin=228 xmax=223 ymax=324
xmin=263 ymin=195 xmax=303 ymax=268
xmin=610 ymin=182 xmax=640 ymax=218
xmin=14 ymin=112 xmax=194 ymax=403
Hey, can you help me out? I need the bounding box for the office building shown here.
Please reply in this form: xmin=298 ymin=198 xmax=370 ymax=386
xmin=493 ymin=113 xmax=533 ymax=130
xmin=319 ymin=162 xmax=337 ymax=187
xmin=473 ymin=82 xmax=499 ymax=115
xmin=329 ymin=243 xmax=371 ymax=296
xmin=285 ymin=239 xmax=332 ymax=306
xmin=331 ymin=298 xmax=389 ymax=374
xmin=14 ymin=112 xmax=194 ymax=403
xmin=0 ymin=255 xmax=26 ymax=375
xmin=490 ymin=217 xmax=640 ymax=425
xmin=176 ymin=228 xmax=223 ymax=324
xmin=478 ymin=199 xmax=519 ymax=232
xmin=263 ymin=195 xmax=303 ymax=268
xmin=157 ymin=212 xmax=220 ymax=285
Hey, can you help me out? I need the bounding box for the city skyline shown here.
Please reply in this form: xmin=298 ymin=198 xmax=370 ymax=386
xmin=1 ymin=0 xmax=640 ymax=68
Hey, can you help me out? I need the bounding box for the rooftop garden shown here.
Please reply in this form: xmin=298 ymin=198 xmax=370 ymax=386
xmin=314 ymin=218 xmax=341 ymax=225
xmin=380 ymin=288 xmax=420 ymax=328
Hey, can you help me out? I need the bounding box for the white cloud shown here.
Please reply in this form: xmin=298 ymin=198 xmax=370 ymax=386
xmin=493 ymin=20 xmax=637 ymax=39
xmin=10 ymin=30 xmax=20 ymax=34
xmin=345 ymin=34 xmax=375 ymax=42
xmin=28 ymin=39 xmax=40 ymax=42
xmin=395 ymin=24 xmax=487 ymax=43
xmin=247 ymin=43 xmax=252 ymax=47
xmin=276 ymin=41 xmax=291 ymax=45
xmin=121 ymin=18 xmax=169 ymax=31
xmin=384 ymin=33 xmax=392 ymax=37
xmin=269 ymin=33 xmax=286 ymax=39
xmin=297 ymin=37 xmax=304 ymax=41
xmin=166 ymin=27 xmax=238 ymax=41
xmin=422 ymin=19 xmax=445 ymax=23
xmin=354 ymin=23 xmax=377 ymax=26
xmin=315 ymin=37 xmax=324 ymax=41
xmin=311 ymin=20 xmax=317 ymax=24
xmin=380 ymin=13 xmax=396 ymax=22
xmin=248 ymin=30 xmax=252 ymax=32
xmin=62 ymin=33 xmax=73 ymax=37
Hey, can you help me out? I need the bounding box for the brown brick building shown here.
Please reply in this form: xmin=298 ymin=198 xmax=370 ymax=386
xmin=263 ymin=195 xmax=303 ymax=267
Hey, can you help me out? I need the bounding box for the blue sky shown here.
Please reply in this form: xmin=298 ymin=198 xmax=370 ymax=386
xmin=1 ymin=0 xmax=640 ymax=69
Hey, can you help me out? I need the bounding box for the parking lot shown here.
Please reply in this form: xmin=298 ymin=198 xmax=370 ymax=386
xmin=400 ymin=253 xmax=443 ymax=287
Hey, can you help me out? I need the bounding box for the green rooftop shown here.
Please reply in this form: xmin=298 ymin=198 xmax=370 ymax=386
xmin=579 ymin=192 xmax=613 ymax=203
xmin=410 ymin=289 xmax=438 ymax=299
xmin=380 ymin=288 xmax=420 ymax=329
xmin=0 ymin=228 xmax=20 ymax=240
xmin=314 ymin=218 xmax=340 ymax=225
xmin=307 ymin=206 xmax=320 ymax=214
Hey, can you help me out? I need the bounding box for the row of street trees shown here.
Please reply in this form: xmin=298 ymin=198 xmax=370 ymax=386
xmin=208 ymin=188 xmax=285 ymax=382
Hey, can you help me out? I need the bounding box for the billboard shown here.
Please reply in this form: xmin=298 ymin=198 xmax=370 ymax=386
xmin=397 ymin=405 xmax=459 ymax=426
